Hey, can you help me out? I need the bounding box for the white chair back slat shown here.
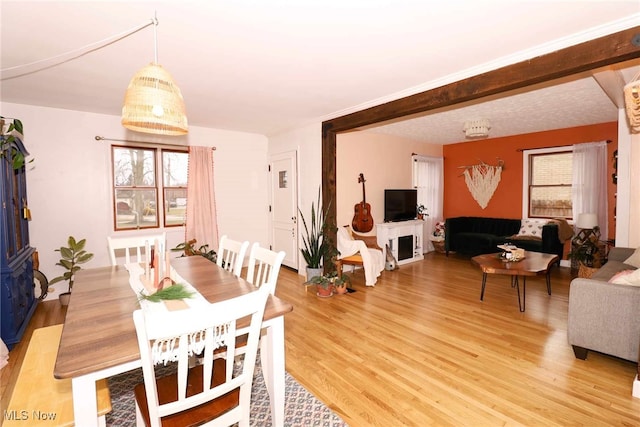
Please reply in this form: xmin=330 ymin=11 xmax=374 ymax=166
xmin=245 ymin=243 xmax=286 ymax=295
xmin=107 ymin=233 xmax=166 ymax=266
xmin=216 ymin=235 xmax=250 ymax=277
xmin=133 ymin=289 xmax=268 ymax=427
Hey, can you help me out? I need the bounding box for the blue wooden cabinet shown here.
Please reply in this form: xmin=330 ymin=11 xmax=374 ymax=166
xmin=1 ymin=131 xmax=36 ymax=349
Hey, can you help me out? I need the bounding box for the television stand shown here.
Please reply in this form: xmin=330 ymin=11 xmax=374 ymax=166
xmin=376 ymin=220 xmax=424 ymax=265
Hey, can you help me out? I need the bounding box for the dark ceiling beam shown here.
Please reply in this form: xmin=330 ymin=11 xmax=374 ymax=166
xmin=325 ymin=26 xmax=640 ymax=133
xmin=321 ymin=26 xmax=640 ymax=264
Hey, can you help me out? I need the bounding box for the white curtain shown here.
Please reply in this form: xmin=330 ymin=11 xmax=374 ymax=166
xmin=185 ymin=146 xmax=219 ymax=251
xmin=572 ymin=141 xmax=608 ymax=238
xmin=412 ymin=155 xmax=444 ymax=252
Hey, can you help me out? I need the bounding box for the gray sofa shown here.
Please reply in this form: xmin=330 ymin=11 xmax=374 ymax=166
xmin=567 ymin=247 xmax=640 ymax=362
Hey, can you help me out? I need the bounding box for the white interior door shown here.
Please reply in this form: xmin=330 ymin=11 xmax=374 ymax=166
xmin=269 ymin=150 xmax=298 ymax=269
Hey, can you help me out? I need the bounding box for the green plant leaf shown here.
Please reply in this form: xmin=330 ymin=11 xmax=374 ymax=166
xmin=59 ymin=247 xmax=73 ymax=259
xmin=13 ymin=119 xmax=23 ymax=135
xmin=76 ymin=252 xmax=94 ymax=264
xmin=138 ymin=284 xmax=194 ymax=303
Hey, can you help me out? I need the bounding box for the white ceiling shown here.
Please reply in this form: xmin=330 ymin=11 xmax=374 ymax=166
xmin=1 ymin=1 xmax=640 ymax=144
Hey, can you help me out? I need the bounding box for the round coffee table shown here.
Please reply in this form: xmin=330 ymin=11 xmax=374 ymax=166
xmin=471 ymin=252 xmax=559 ymax=312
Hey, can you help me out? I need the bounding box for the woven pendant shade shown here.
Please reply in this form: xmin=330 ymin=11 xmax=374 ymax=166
xmin=624 ymin=72 xmax=640 ymax=133
xmin=463 ymin=119 xmax=491 ymax=138
xmin=122 ymin=63 xmax=188 ymax=135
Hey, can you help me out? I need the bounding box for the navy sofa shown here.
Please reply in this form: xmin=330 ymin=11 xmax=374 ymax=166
xmin=444 ymin=216 xmax=563 ymax=261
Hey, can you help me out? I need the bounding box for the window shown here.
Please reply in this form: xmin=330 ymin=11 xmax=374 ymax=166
xmin=526 ymin=149 xmax=573 ymax=219
xmin=112 ymin=146 xmax=188 ymax=230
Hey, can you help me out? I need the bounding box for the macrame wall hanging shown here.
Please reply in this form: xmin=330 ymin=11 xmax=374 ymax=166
xmin=458 ymin=159 xmax=504 ymax=209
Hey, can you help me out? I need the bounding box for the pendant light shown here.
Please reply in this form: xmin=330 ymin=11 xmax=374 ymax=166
xmin=122 ymin=17 xmax=188 ymax=135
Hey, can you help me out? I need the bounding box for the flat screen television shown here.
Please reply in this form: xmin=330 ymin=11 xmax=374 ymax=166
xmin=384 ymin=189 xmax=417 ymax=222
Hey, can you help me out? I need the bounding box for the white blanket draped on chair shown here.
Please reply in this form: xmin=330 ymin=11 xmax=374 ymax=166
xmin=336 ymin=227 xmax=384 ymax=287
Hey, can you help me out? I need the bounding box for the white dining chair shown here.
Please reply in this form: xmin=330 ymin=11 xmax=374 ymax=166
xmin=245 ymin=243 xmax=286 ymax=295
xmin=215 ymin=244 xmax=285 ymax=365
xmin=216 ymin=235 xmax=250 ymax=277
xmin=132 ymin=288 xmax=269 ymax=427
xmin=107 ymin=233 xmax=166 ymax=266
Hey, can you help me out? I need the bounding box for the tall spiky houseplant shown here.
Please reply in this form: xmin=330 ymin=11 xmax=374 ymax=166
xmin=299 ymin=188 xmax=331 ymax=280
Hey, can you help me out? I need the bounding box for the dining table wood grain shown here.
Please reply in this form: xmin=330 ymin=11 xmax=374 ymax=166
xmin=54 ymin=255 xmax=293 ymax=426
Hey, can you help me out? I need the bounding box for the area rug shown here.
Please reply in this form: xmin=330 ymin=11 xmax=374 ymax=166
xmin=106 ymin=356 xmax=348 ymax=426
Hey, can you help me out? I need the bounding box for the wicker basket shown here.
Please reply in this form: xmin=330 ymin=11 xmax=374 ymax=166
xmin=431 ymin=239 xmax=445 ymax=254
xmin=578 ymin=262 xmax=599 ymax=279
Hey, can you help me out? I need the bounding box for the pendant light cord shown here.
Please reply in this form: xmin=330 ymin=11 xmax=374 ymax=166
xmin=153 ymin=13 xmax=159 ymax=64
xmin=1 ymin=18 xmax=156 ymax=81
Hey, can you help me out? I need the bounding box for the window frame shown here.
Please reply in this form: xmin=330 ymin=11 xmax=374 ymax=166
xmin=111 ymin=144 xmax=188 ymax=231
xmin=521 ymin=146 xmax=573 ymax=220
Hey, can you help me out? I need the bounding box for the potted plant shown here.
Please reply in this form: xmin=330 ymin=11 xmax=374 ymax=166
xmin=568 ymin=227 xmax=602 ymax=277
xmin=331 ymin=272 xmax=351 ymax=295
xmin=172 ymin=239 xmax=217 ymax=263
xmin=0 ymin=116 xmax=29 ymax=170
xmin=305 ymin=273 xmax=334 ymax=297
xmin=49 ymin=236 xmax=94 ymax=306
xmin=416 ymin=204 xmax=428 ymax=220
xmin=299 ymin=187 xmax=331 ymax=280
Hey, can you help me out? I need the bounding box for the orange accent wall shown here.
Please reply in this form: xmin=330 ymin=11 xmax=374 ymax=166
xmin=443 ymin=122 xmax=618 ymax=240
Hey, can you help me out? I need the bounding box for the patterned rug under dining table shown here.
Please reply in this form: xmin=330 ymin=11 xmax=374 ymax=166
xmin=53 ymin=255 xmax=293 ymax=426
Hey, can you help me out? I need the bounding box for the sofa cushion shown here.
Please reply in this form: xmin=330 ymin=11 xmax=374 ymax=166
xmin=623 ymin=247 xmax=640 ymax=268
xmin=590 ymin=260 xmax=637 ymax=281
xmin=454 ymin=232 xmax=500 ymax=255
xmin=517 ymin=219 xmax=545 ymax=237
xmin=609 ymin=268 xmax=640 ymax=286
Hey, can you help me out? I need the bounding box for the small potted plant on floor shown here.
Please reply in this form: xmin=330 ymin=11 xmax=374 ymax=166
xmin=49 ymin=236 xmax=94 ymax=306
xmin=305 ymin=273 xmax=334 ymax=297
xmin=331 ymin=272 xmax=351 ymax=295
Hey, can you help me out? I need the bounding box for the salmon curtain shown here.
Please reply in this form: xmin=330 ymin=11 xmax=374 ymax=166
xmin=185 ymin=146 xmax=219 ymax=251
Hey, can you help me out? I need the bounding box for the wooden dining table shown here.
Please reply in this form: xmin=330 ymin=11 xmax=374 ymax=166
xmin=54 ymin=255 xmax=293 ymax=426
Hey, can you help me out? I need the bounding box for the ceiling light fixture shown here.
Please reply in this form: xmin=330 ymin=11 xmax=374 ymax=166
xmin=122 ymin=16 xmax=188 ymax=136
xmin=463 ymin=119 xmax=491 ymax=139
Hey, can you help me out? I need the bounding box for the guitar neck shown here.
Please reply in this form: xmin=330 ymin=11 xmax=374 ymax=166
xmin=362 ymin=181 xmax=366 ymax=204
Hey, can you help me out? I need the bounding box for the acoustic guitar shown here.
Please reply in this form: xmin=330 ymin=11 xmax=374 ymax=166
xmin=352 ymin=173 xmax=374 ymax=232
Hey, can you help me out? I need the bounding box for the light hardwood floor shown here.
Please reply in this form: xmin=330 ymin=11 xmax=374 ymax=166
xmin=2 ymin=252 xmax=639 ymax=426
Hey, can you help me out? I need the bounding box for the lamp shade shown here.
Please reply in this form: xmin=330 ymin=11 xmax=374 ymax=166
xmin=463 ymin=119 xmax=491 ymax=138
xmin=122 ymin=63 xmax=188 ymax=136
xmin=576 ymin=213 xmax=598 ymax=229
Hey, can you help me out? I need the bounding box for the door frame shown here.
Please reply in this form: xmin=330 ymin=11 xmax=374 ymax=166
xmin=268 ymin=149 xmax=299 ymax=270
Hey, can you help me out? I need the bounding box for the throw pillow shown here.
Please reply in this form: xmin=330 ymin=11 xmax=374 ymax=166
xmin=609 ymin=268 xmax=640 ymax=286
xmin=623 ymin=248 xmax=640 ymax=268
xmin=518 ymin=219 xmax=545 ymax=237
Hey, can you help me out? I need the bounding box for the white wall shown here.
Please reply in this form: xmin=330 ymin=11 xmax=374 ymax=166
xmin=268 ymin=122 xmax=322 ymax=274
xmin=336 ymin=131 xmax=442 ymax=229
xmin=1 ymin=102 xmax=269 ymax=298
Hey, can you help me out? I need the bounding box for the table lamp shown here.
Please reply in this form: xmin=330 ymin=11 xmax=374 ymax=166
xmin=572 ymin=212 xmax=601 ymax=271
xmin=576 ymin=213 xmax=598 ymax=230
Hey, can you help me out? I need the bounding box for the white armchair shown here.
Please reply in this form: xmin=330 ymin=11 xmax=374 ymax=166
xmin=336 ymin=226 xmax=384 ymax=287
